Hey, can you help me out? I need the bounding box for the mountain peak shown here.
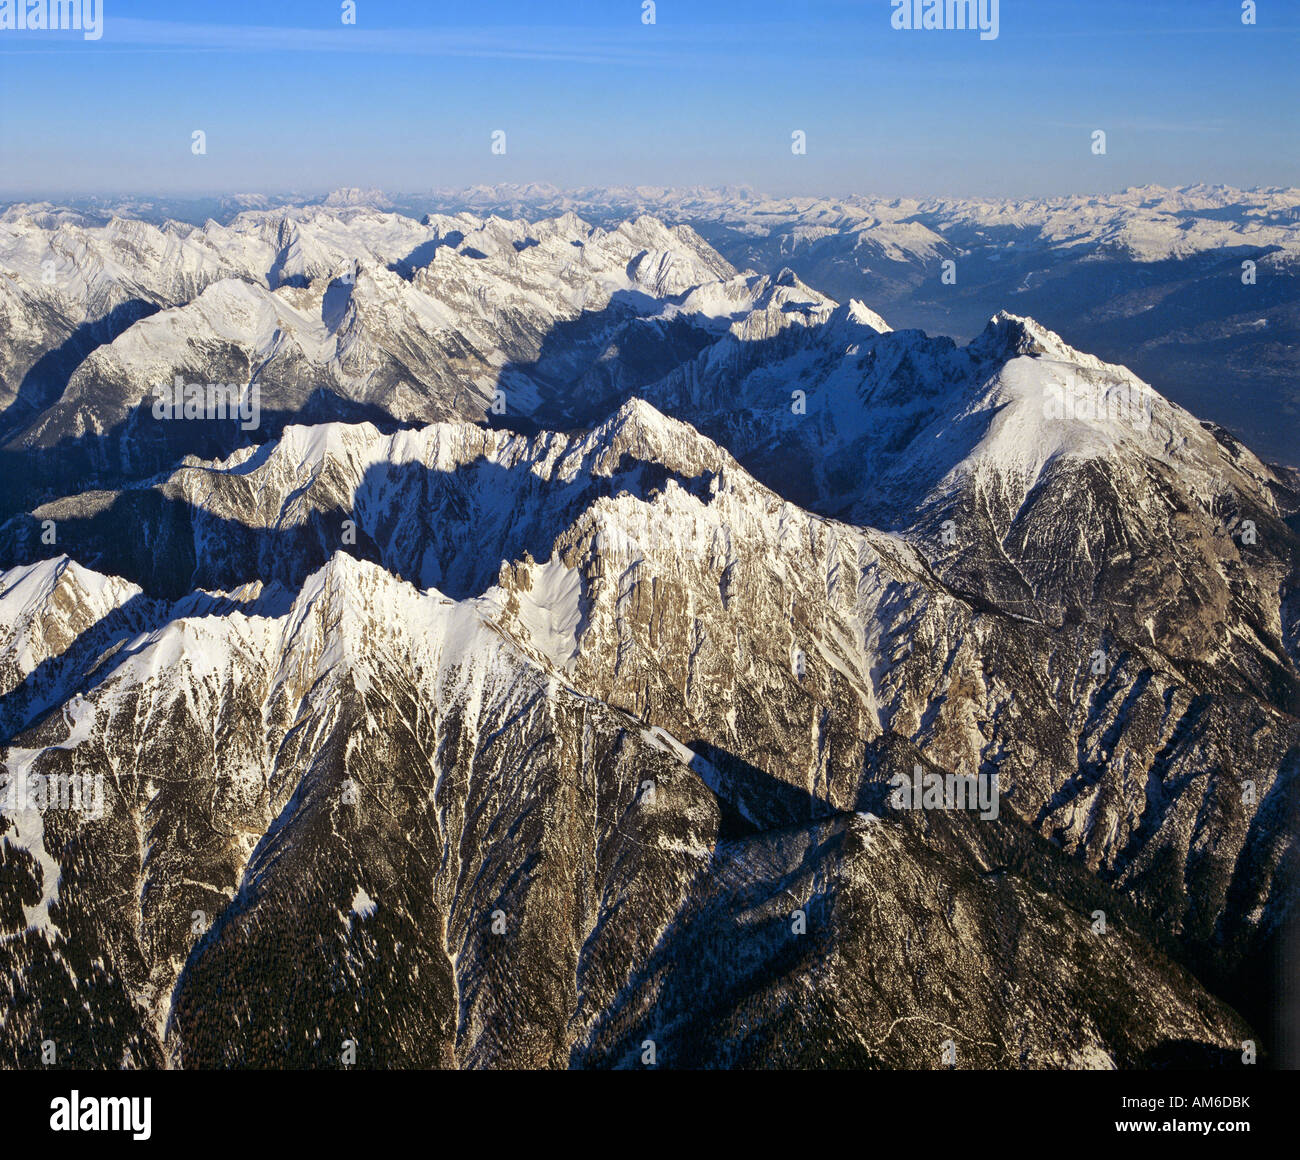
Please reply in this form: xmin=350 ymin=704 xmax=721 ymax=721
xmin=972 ymin=310 xmax=1089 ymax=364
xmin=836 ymin=298 xmax=892 ymax=335
xmin=323 ymin=187 xmax=392 ymax=209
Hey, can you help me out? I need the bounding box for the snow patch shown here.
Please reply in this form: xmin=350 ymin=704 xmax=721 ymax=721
xmin=512 ymin=556 xmax=582 ymax=671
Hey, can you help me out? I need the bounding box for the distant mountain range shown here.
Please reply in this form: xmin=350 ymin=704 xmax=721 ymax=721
xmin=0 ymin=199 xmax=1296 ymax=1068
xmin=8 ymin=182 xmax=1296 ymax=466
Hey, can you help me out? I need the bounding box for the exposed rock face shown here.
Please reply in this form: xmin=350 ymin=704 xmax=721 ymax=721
xmin=0 ymin=548 xmax=1259 ymax=1069
xmin=0 ymin=207 xmax=1295 ymax=1069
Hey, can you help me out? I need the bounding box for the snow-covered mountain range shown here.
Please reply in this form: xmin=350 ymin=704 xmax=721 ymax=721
xmin=12 ymin=182 xmax=1294 ymax=464
xmin=414 ymin=183 xmax=1300 ymax=470
xmin=0 ymin=201 xmax=1296 ymax=1069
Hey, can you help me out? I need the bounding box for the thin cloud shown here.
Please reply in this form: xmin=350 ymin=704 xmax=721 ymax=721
xmin=1038 ymin=119 xmax=1230 ymax=134
xmin=84 ymin=17 xmax=699 ymax=66
xmin=3 ymin=16 xmax=857 ymax=66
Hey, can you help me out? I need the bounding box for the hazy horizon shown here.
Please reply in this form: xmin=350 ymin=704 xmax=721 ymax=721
xmin=4 ymin=180 xmax=1298 ymax=208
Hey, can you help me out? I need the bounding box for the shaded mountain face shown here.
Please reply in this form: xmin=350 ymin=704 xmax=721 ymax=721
xmin=0 ymin=205 xmax=1296 ymax=1070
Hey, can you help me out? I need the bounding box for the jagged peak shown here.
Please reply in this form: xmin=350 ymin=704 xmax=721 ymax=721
xmin=754 ymin=267 xmax=830 ymax=306
xmin=0 ymin=554 xmax=140 ymax=615
xmin=323 ymin=186 xmax=392 ymax=209
xmin=833 ymin=298 xmax=892 ymax=335
xmin=540 ymin=209 xmax=593 ymax=237
xmin=596 ymin=396 xmax=711 ymax=451
xmin=267 ymin=420 xmax=385 ymax=471
xmin=968 ymin=311 xmax=1123 ymax=370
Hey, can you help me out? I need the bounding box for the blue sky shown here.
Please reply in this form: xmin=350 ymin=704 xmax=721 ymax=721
xmin=0 ymin=0 xmax=1296 ymax=197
